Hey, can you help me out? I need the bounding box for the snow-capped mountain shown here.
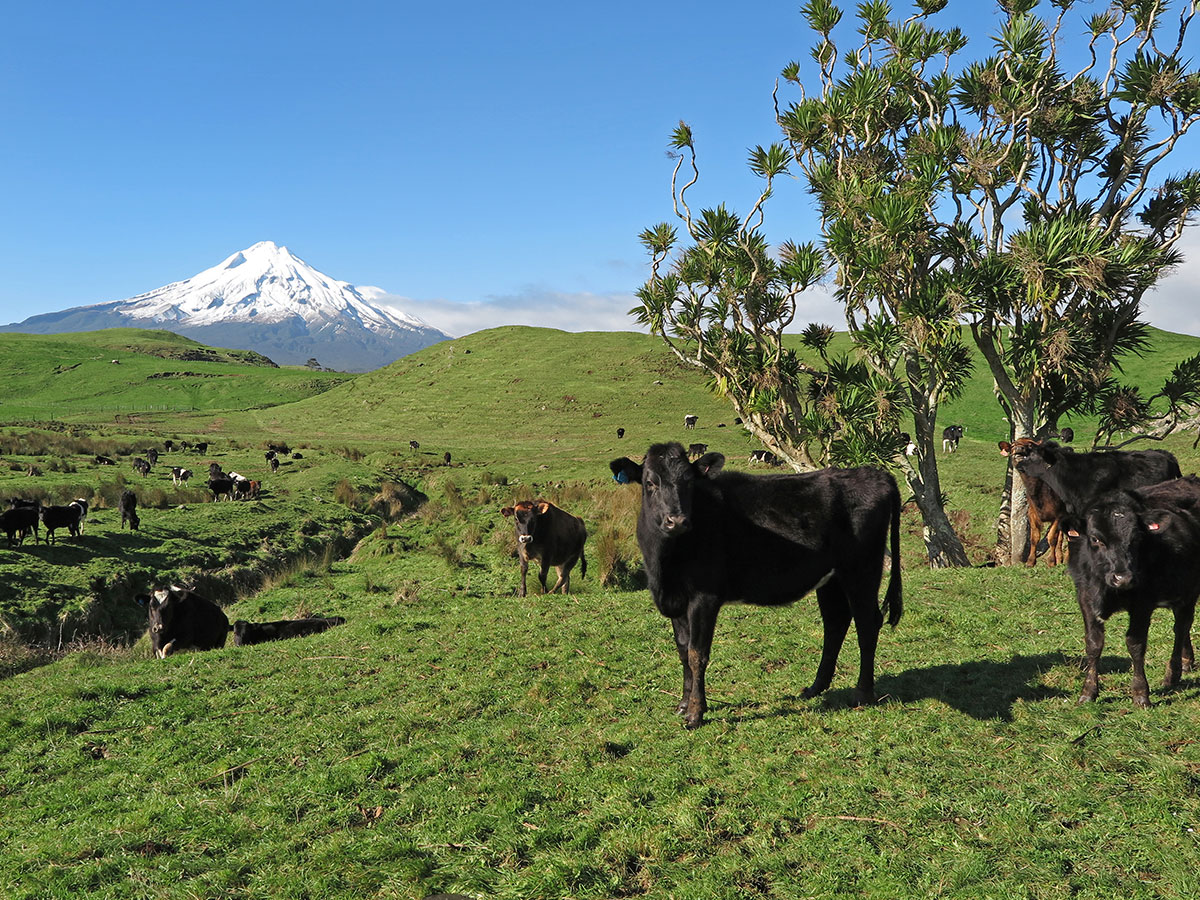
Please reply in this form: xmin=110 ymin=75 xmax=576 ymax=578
xmin=1 ymin=242 xmax=449 ymax=371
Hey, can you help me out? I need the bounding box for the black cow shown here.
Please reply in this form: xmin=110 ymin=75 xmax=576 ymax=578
xmin=137 ymin=586 xmax=229 ymax=658
xmin=194 ymin=441 xmax=209 ymax=454
xmin=500 ymin=500 xmax=588 ymax=597
xmin=233 ymin=616 xmax=346 ymax=646
xmin=268 ymin=442 xmax=290 ymax=455
xmin=1014 ymin=442 xmax=1181 ymax=516
xmin=1063 ymin=477 xmax=1200 ymax=706
xmin=180 ymin=440 xmax=192 ymax=450
xmin=409 ymin=440 xmax=420 ymax=450
xmin=40 ymin=503 xmax=85 ymax=543
xmin=208 ymin=462 xmax=223 ymax=479
xmin=1 ymin=503 xmax=39 ymax=546
xmin=687 ymin=443 xmax=708 ymax=458
xmin=617 ymin=427 xmax=626 ymax=439
xmin=292 ymin=452 xmax=303 ymax=459
xmin=684 ymin=414 xmax=698 ymax=430
xmin=94 ymin=454 xmax=116 ymax=466
xmin=610 ymin=442 xmax=902 ymax=728
xmin=146 ymin=448 xmax=159 ymax=466
xmin=265 ymin=450 xmax=277 ymax=462
xmin=164 ymin=440 xmax=174 ymax=452
xmin=1056 ymin=427 xmax=1074 ymax=443
xmin=209 ymin=477 xmax=234 ymax=501
xmin=269 ymin=456 xmax=280 ymax=474
xmin=119 ymin=489 xmax=139 ymax=530
xmin=443 ymin=452 xmax=452 ymax=465
xmin=132 ymin=457 xmax=151 ymax=476
xmin=942 ymin=425 xmax=964 ymax=453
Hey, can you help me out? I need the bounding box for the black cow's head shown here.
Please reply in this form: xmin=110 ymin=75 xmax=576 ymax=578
xmin=140 ymin=585 xmax=189 ymax=658
xmin=501 ymin=500 xmax=549 ymax=545
xmin=610 ymin=442 xmax=724 ymax=536
xmin=1065 ymin=493 xmax=1181 ymax=592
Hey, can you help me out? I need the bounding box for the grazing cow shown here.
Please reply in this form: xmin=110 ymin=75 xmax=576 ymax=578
xmin=1014 ymin=442 xmax=1181 ymax=516
xmin=180 ymin=440 xmax=192 ymax=451
xmin=269 ymin=456 xmax=280 ymax=474
xmin=443 ymin=452 xmax=452 ymax=465
xmin=684 ymin=414 xmax=698 ymax=430
xmin=1000 ymin=439 xmax=1068 ymax=566
xmin=610 ymin=442 xmax=902 ymax=729
xmin=268 ymin=442 xmax=291 ymax=455
xmin=2 ymin=503 xmax=39 ymax=546
xmin=208 ymin=462 xmax=223 ymax=479
xmin=209 ymin=477 xmax=234 ymax=501
xmin=146 ymin=448 xmax=159 ymax=466
xmin=164 ymin=440 xmax=174 ymax=451
xmin=132 ymin=458 xmax=151 ymax=476
xmin=119 ymin=489 xmax=140 ymax=530
xmin=1057 ymin=427 xmax=1074 ymax=443
xmin=616 ymin=427 xmax=626 ymax=439
xmin=409 ymin=440 xmax=420 ymax=450
xmin=265 ymin=450 xmax=277 ymax=462
xmin=1063 ymin=477 xmax=1200 ymax=706
xmin=194 ymin=441 xmax=208 ymax=454
xmin=687 ymin=443 xmax=708 ymax=459
xmin=233 ymin=616 xmax=346 ymax=646
xmin=137 ymin=585 xmax=229 ymax=658
xmin=748 ymin=449 xmax=780 ymax=466
xmin=94 ymin=454 xmax=116 ymax=466
xmin=942 ymin=425 xmax=964 ymax=453
xmin=500 ymin=500 xmax=588 ymax=598
xmin=292 ymin=452 xmax=303 ymax=459
xmin=40 ymin=503 xmax=85 ymax=543
xmin=170 ymin=466 xmax=192 ymax=485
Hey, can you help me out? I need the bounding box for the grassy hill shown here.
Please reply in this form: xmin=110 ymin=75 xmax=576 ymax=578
xmin=3 ymin=325 xmax=1200 ymax=898
xmin=0 ymin=329 xmax=354 ymax=421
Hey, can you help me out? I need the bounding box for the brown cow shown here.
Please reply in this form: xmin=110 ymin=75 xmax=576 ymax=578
xmin=1000 ymin=438 xmax=1067 ymax=566
xmin=500 ymin=500 xmax=587 ymax=597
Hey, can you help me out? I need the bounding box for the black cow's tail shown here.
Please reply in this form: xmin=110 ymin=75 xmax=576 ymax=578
xmin=882 ymin=480 xmax=903 ymax=628
xmin=580 ymin=546 xmax=587 ymax=580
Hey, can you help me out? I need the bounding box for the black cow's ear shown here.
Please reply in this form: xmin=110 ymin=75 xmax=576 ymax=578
xmin=500 ymin=507 xmax=515 ymax=518
xmin=1144 ymin=509 xmax=1177 ymax=534
xmin=1062 ymin=515 xmax=1083 ymax=540
xmin=534 ymin=500 xmax=551 ymax=515
xmin=134 ymin=593 xmax=150 ymax=607
xmin=610 ymin=458 xmax=642 ymax=484
xmin=695 ymin=452 xmax=725 ymax=478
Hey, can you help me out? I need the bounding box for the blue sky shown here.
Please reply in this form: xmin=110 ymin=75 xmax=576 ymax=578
xmin=2 ymin=1 xmax=1198 ymax=336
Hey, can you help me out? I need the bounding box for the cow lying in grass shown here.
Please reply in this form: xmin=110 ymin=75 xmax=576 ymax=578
xmin=137 ymin=586 xmax=229 ymax=658
xmin=232 ymin=617 xmax=346 ymax=646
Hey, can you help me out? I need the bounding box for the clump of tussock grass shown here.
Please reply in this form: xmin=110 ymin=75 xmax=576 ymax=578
xmin=368 ymin=481 xmax=426 ymax=521
xmin=333 ymin=445 xmax=365 ymax=462
xmin=333 ymin=479 xmax=363 ymax=509
xmin=481 ymin=471 xmax=509 ymax=486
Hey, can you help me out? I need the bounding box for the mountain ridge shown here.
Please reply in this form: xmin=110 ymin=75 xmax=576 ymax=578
xmin=0 ymin=242 xmax=449 ymax=371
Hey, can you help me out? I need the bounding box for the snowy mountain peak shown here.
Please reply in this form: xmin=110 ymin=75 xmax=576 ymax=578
xmin=112 ymin=242 xmax=434 ymax=334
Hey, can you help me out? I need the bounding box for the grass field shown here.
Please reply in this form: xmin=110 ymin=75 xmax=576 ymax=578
xmin=2 ymin=326 xmax=1200 ymax=898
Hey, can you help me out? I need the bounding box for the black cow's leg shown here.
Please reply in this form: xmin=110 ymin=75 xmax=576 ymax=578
xmin=1165 ymin=603 xmax=1195 ymax=688
xmin=1078 ymin=593 xmax=1105 ymax=703
xmin=849 ymin=589 xmax=885 ymax=706
xmin=538 ymin=558 xmax=551 ymax=593
xmin=803 ymin=582 xmax=852 ymax=700
xmin=518 ymin=553 xmax=529 ymax=598
xmin=671 ymin=615 xmax=691 ymax=716
xmin=684 ymin=600 xmax=718 ymax=729
xmin=1125 ymin=607 xmax=1153 ymax=708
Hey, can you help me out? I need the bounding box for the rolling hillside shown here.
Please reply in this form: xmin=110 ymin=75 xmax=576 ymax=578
xmin=0 ymin=329 xmax=355 ymax=421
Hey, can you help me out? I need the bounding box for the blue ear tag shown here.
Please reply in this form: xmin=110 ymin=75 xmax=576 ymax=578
xmin=615 ymin=470 xmax=629 ymax=484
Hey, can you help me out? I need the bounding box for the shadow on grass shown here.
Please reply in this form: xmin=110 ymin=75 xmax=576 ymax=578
xmin=718 ymin=652 xmax=1114 ymax=724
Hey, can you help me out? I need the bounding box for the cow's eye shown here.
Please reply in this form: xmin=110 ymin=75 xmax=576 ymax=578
xmin=1090 ymin=537 xmax=1103 ymax=549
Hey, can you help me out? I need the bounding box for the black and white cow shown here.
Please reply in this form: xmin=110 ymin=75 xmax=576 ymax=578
xmin=137 ymin=586 xmax=229 ymax=658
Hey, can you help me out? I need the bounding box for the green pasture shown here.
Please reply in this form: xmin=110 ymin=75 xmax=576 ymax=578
xmin=3 ymin=325 xmax=1200 ymax=898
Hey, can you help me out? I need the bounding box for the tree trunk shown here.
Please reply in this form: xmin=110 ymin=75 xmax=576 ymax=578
xmin=905 ymin=431 xmax=971 ymax=568
xmin=999 ymin=404 xmax=1037 ymax=566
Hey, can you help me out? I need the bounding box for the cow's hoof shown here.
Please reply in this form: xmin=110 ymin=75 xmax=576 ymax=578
xmin=1076 ymin=693 xmax=1097 ymax=704
xmin=800 ymin=684 xmax=824 ymax=700
xmin=852 ymin=689 xmax=877 ymax=707
xmin=683 ymin=714 xmax=704 ymax=730
xmin=1133 ymin=694 xmax=1151 ymax=709
xmin=675 ymin=701 xmax=688 ymax=716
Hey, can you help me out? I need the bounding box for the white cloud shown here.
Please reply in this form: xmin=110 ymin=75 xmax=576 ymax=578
xmin=376 ymin=282 xmax=848 ymax=339
xmin=375 ymin=288 xmax=643 ymax=337
xmin=1143 ymin=228 xmax=1200 ymax=337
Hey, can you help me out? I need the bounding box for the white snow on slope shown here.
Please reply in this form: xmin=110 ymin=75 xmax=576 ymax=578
xmin=113 ymin=241 xmax=436 ymax=336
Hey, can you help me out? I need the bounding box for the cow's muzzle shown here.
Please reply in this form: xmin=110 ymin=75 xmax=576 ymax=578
xmin=518 ymin=535 xmax=533 ymax=544
xmin=661 ymin=515 xmax=690 ymax=534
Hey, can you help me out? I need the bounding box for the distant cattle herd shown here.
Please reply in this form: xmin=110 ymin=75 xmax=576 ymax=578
xmin=6 ymin=413 xmax=1200 ymax=724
